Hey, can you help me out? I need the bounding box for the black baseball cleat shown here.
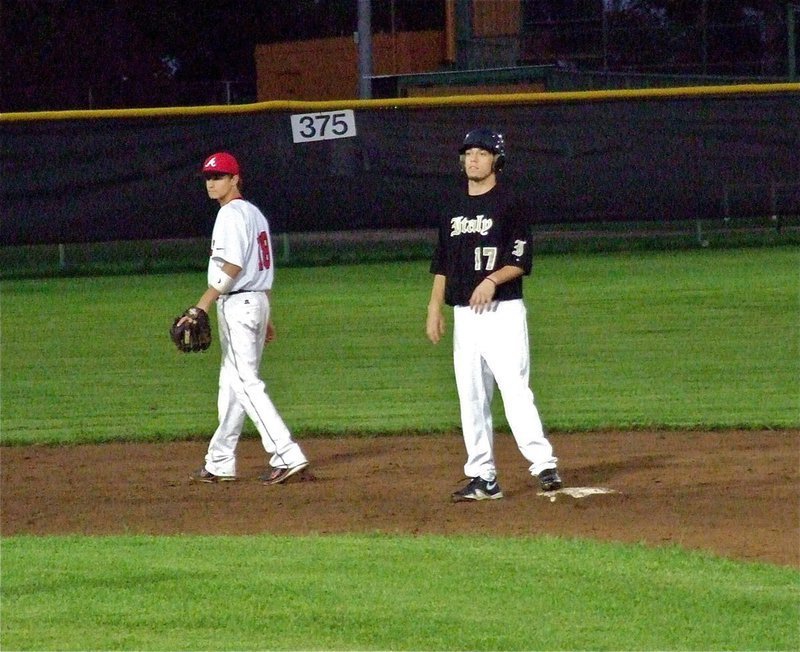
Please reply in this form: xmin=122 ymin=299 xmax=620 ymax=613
xmin=451 ymin=477 xmax=504 ymax=502
xmin=189 ymin=467 xmax=236 ymax=483
xmin=260 ymin=462 xmax=310 ymax=485
xmin=538 ymin=467 xmax=563 ymax=492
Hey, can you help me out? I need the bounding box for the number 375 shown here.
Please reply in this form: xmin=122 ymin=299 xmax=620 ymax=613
xmin=290 ymin=110 xmax=357 ymax=143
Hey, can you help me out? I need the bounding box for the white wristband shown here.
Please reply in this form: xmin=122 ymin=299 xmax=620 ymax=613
xmin=209 ymin=271 xmax=236 ymax=294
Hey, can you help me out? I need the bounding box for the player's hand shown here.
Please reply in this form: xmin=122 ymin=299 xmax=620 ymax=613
xmin=469 ymin=278 xmax=496 ymax=313
xmin=265 ymin=319 xmax=276 ymax=344
xmin=426 ymin=307 xmax=445 ymax=344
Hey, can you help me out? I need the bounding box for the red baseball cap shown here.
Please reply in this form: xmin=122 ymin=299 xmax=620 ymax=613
xmin=202 ymin=152 xmax=240 ymax=175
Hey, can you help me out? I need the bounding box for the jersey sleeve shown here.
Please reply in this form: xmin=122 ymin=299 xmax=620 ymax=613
xmin=209 ymin=204 xmax=246 ymax=268
xmin=499 ymin=194 xmax=533 ymax=275
xmin=428 ymin=190 xmax=448 ymax=276
xmin=429 ymin=223 xmax=447 ymax=275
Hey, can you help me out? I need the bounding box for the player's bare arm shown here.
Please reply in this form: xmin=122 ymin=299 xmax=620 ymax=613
xmin=468 ymin=265 xmax=525 ymax=312
xmin=426 ymin=274 xmax=447 ymax=344
xmin=189 ymin=261 xmax=243 ymax=317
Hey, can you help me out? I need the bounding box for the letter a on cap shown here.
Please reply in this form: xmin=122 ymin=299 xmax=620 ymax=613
xmin=202 ymin=152 xmax=240 ymax=175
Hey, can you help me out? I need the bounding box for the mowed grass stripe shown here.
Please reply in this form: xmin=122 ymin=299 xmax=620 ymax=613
xmin=1 ymin=247 xmax=798 ymax=445
xmin=1 ymin=534 xmax=797 ymax=651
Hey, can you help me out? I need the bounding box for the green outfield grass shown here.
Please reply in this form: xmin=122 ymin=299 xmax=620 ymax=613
xmin=2 ymin=534 xmax=797 ymax=651
xmin=2 ymin=246 xmax=798 ymax=651
xmin=1 ymin=247 xmax=798 ymax=445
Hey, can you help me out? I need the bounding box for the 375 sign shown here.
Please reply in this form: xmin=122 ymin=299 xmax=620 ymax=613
xmin=290 ymin=110 xmax=357 ymax=143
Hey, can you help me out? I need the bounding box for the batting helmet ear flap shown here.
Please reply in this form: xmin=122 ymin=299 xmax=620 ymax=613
xmin=493 ymin=153 xmax=505 ymax=173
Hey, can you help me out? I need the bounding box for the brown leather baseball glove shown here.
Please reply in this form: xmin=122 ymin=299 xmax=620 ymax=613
xmin=170 ymin=307 xmax=212 ymax=353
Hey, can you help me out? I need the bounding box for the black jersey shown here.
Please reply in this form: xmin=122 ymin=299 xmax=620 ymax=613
xmin=430 ymin=183 xmax=533 ymax=307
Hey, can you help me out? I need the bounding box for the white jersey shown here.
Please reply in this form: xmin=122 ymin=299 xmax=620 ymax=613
xmin=207 ymin=198 xmax=273 ymax=292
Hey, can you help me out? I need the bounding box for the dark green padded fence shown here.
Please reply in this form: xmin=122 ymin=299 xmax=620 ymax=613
xmin=2 ymin=84 xmax=798 ymax=246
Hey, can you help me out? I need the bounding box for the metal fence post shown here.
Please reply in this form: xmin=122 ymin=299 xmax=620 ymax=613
xmin=357 ymin=0 xmax=372 ymax=99
xmin=790 ymin=4 xmax=800 ymax=80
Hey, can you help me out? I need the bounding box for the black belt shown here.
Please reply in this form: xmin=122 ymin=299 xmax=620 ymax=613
xmin=227 ymin=289 xmax=260 ymax=296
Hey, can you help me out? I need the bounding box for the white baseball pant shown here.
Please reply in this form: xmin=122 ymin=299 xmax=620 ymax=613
xmin=204 ymin=292 xmax=307 ymax=477
xmin=453 ymin=299 xmax=557 ymax=481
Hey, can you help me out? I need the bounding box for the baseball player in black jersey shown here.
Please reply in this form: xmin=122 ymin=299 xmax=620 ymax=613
xmin=426 ymin=127 xmax=562 ymax=501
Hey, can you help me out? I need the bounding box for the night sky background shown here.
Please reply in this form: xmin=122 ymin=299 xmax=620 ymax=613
xmin=1 ymin=0 xmax=444 ymax=111
xmin=2 ymin=1 xmax=795 ymax=112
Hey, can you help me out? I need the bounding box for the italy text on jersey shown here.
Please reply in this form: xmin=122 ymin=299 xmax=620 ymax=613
xmin=450 ymin=215 xmax=493 ymax=237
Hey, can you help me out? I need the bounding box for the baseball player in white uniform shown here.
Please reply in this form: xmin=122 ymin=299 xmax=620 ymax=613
xmin=188 ymin=151 xmax=309 ymax=485
xmin=426 ymin=128 xmax=562 ymax=501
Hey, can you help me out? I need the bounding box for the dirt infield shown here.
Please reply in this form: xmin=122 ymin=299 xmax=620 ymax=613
xmin=2 ymin=430 xmax=797 ymax=567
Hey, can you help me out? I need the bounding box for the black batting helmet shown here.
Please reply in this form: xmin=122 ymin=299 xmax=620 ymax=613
xmin=459 ymin=127 xmax=506 ymax=172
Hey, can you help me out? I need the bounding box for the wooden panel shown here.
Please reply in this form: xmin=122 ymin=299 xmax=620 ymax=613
xmin=472 ymin=0 xmax=521 ymax=38
xmin=255 ymin=31 xmax=445 ymax=101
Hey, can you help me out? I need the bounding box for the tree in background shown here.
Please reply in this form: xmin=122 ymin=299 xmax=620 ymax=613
xmin=1 ymin=0 xmax=444 ymax=110
xmin=602 ymin=0 xmax=789 ymax=75
xmin=0 ymin=0 xmax=794 ymax=112
xmin=520 ymin=0 xmax=789 ymax=76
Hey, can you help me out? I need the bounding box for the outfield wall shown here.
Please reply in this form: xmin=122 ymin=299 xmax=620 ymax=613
xmin=1 ymin=84 xmax=798 ymax=247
